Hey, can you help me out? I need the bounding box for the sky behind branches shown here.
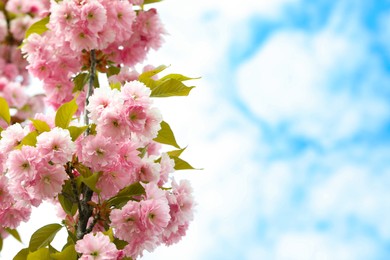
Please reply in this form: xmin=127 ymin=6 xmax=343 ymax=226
xmin=3 ymin=0 xmax=390 ymax=259
xmin=145 ymin=0 xmax=390 ymax=259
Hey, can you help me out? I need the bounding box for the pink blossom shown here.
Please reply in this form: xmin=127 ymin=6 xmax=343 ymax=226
xmin=36 ymin=127 xmax=75 ymax=164
xmin=0 ymin=12 xmax=7 ymax=42
xmin=134 ymin=8 xmax=166 ymax=50
xmin=96 ymin=106 xmax=130 ymax=141
xmin=6 ymin=146 xmax=39 ymax=183
xmin=5 ymin=0 xmax=30 ymax=14
xmin=87 ymin=87 xmax=122 ymax=122
xmin=10 ymin=16 xmax=35 ymax=41
xmin=143 ymin=182 xmax=167 ymax=201
xmin=158 ymin=153 xmax=175 ymax=186
xmin=81 ymin=1 xmax=107 ymax=34
xmin=96 ymin=169 xmax=132 ymax=199
xmin=108 ymin=66 xmax=139 ymax=85
xmin=33 ymin=163 xmax=68 ymax=200
xmin=117 ymin=140 xmax=141 ymax=174
xmin=79 ymin=134 xmax=119 ymax=172
xmin=7 ymin=179 xmax=41 ymax=207
xmin=125 ymin=105 xmax=147 ymax=133
xmin=49 ymin=0 xmax=80 ymax=32
xmin=69 ymin=28 xmax=98 ymax=52
xmin=0 ymin=201 xmax=31 ymax=229
xmin=105 ymin=0 xmax=136 ymax=43
xmin=110 ymin=200 xmax=140 ymax=241
xmin=129 ymin=0 xmax=144 ymax=5
xmin=75 ymin=232 xmax=119 ymax=260
xmin=162 ymin=180 xmax=195 ymax=245
xmin=2 ymin=82 xmax=28 ymax=109
xmin=15 ymin=95 xmax=46 ymax=122
xmin=139 ymin=199 xmax=170 ymax=233
xmin=142 ymin=107 xmax=162 ymax=140
xmin=146 ymin=141 xmax=162 ymax=156
xmin=121 ymin=80 xmax=151 ymax=107
xmin=0 ymin=123 xmax=27 ymax=153
xmin=0 ymin=175 xmax=13 ymax=209
xmin=138 ymin=158 xmax=160 ymax=183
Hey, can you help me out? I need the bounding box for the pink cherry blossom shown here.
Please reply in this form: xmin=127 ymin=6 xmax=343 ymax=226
xmin=6 ymin=145 xmax=39 ymax=184
xmin=110 ymin=200 xmax=141 ymax=241
xmin=75 ymin=232 xmax=119 ymax=260
xmin=32 ymin=163 xmax=68 ymax=200
xmin=79 ymin=134 xmax=119 ymax=172
xmin=158 ymin=153 xmax=175 ymax=186
xmin=2 ymin=82 xmax=28 ymax=109
xmin=86 ymin=87 xmax=122 ymax=122
xmin=121 ymin=80 xmax=152 ymax=107
xmin=162 ymin=180 xmax=195 ymax=246
xmin=36 ymin=127 xmax=75 ymax=164
xmin=0 ymin=124 xmax=28 ymax=153
xmin=0 ymin=201 xmax=31 ymax=229
xmin=80 ymin=1 xmax=107 ymax=34
xmin=139 ymin=199 xmax=170 ymax=233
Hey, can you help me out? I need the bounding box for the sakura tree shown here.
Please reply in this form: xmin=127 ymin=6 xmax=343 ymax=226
xmin=0 ymin=0 xmax=197 ymax=259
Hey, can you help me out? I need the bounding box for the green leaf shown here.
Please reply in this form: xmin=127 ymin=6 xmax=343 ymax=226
xmin=58 ymin=194 xmax=77 ymax=217
xmin=16 ymin=131 xmax=39 ymax=148
xmin=89 ymin=123 xmax=97 ymax=135
xmin=137 ymin=146 xmax=147 ymax=158
xmin=55 ymin=99 xmax=78 ymax=129
xmin=72 ymin=73 xmax=88 ymax=93
xmin=27 ymin=247 xmax=50 ymax=260
xmin=139 ymin=65 xmax=168 ymax=79
xmin=102 ymin=228 xmax=114 ymax=242
xmin=171 ymin=156 xmax=197 ymax=170
xmin=107 ymin=182 xmax=145 ymax=208
xmin=159 ymin=73 xmax=200 ymax=82
xmin=93 ymin=73 xmax=100 ymax=89
xmin=154 ymin=121 xmax=180 ymax=148
xmin=30 ymin=119 xmax=51 ymax=133
xmin=0 ymin=97 xmax=10 ymax=125
xmin=29 ymin=224 xmax=63 ymax=252
xmin=6 ymin=228 xmax=22 ymax=242
xmin=66 ymin=231 xmax=77 ymax=245
xmin=67 ymin=126 xmax=88 ymax=141
xmin=51 ymin=244 xmax=77 ymax=260
xmin=25 ymin=16 xmax=49 ymax=39
xmin=143 ymin=0 xmax=163 ymax=5
xmin=49 ymin=245 xmax=59 ymax=254
xmin=167 ymin=147 xmax=187 ymax=157
xmin=151 ymin=78 xmax=194 ymax=97
xmin=0 ymin=237 xmax=3 ymax=252
xmin=110 ymin=82 xmax=121 ymax=90
xmin=74 ymin=163 xmax=93 ymax=178
xmin=107 ymin=66 xmax=121 ymax=77
xmin=138 ymin=65 xmax=168 ymax=90
xmin=113 ymin=237 xmax=128 ymax=250
xmin=81 ymin=172 xmax=102 ymax=193
xmin=58 ymin=181 xmax=78 ymax=216
xmin=13 ymin=248 xmax=29 ymax=260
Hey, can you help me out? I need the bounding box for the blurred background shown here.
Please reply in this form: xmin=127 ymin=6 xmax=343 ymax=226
xmin=4 ymin=0 xmax=390 ymax=259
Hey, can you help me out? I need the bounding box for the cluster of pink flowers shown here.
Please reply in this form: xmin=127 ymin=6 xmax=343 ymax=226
xmin=0 ymin=0 xmax=196 ymax=259
xmin=79 ymin=81 xmax=163 ymax=198
xmin=0 ymin=0 xmax=49 ymax=123
xmin=0 ymin=0 xmax=49 ymax=83
xmin=110 ymin=180 xmax=194 ymax=258
xmin=0 ymin=122 xmax=74 ymax=229
xmin=22 ymin=0 xmax=165 ymax=109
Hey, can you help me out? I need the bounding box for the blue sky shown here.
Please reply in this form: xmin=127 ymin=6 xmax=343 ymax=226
xmin=3 ymin=0 xmax=390 ymax=259
xmin=144 ymin=0 xmax=390 ymax=259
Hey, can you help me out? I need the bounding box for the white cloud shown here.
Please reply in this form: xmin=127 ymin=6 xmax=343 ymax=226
xmin=236 ymin=21 xmax=390 ymax=146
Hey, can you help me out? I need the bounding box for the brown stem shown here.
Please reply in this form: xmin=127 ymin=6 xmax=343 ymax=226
xmin=76 ymin=49 xmax=96 ymax=240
